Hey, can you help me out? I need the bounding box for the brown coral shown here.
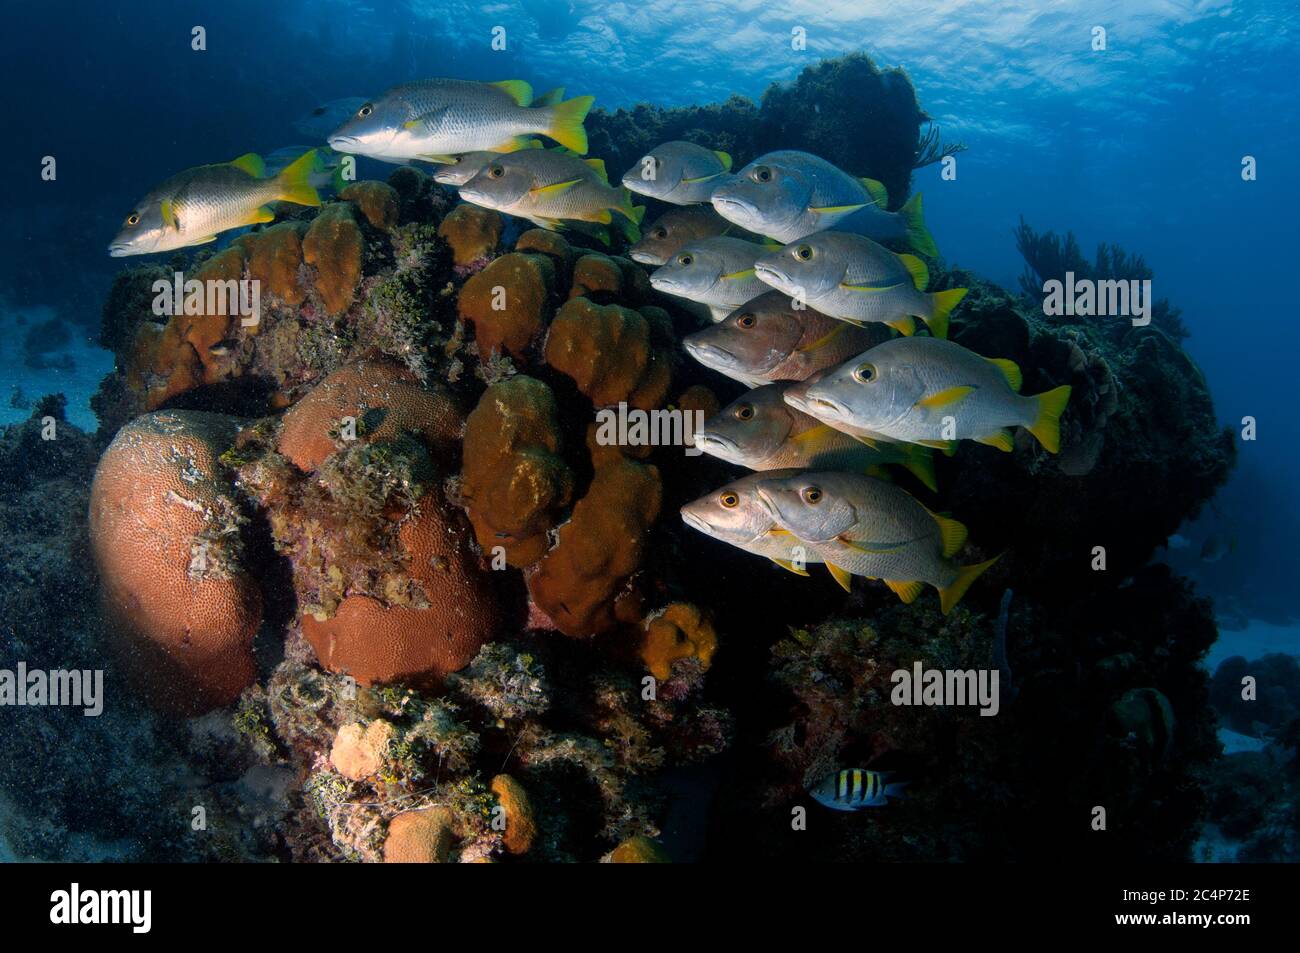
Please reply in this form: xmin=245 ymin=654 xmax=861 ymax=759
xmin=640 ymin=603 xmax=719 ymax=681
xmin=276 ymin=359 xmax=461 ymax=473
xmin=330 ymin=720 xmax=394 ymax=780
xmin=438 ymin=203 xmax=502 ymax=267
xmin=88 ymin=410 xmax=261 ymax=713
xmin=341 ymin=181 xmax=399 ymax=230
xmin=490 ymin=774 xmax=538 ymax=855
xmin=527 ymin=430 xmax=662 ymax=638
xmin=235 ymin=222 xmax=308 ymax=308
xmin=303 ymin=202 xmax=364 ymax=316
xmin=543 ymin=298 xmax=674 ymax=409
xmin=568 ymin=252 xmax=651 ymax=304
xmin=301 ymin=489 xmax=505 ymax=686
xmin=457 ymin=253 xmax=556 ymax=361
xmin=605 ymin=835 xmax=671 ymax=863
xmin=383 ymin=807 xmax=457 ymax=863
xmin=461 ymin=376 xmax=574 ymax=568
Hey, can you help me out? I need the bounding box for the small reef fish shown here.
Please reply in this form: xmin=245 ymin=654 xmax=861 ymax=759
xmin=327 ymin=79 xmax=594 ymax=162
xmin=679 ymin=469 xmax=824 ymax=576
xmin=621 ymin=140 xmax=734 ymax=205
xmin=109 ymin=149 xmax=321 ymax=257
xmin=649 ymin=236 xmax=774 ymax=321
xmin=710 ymin=149 xmax=937 ymax=255
xmin=795 ymin=337 xmax=1073 ymax=454
xmin=629 ymin=206 xmax=756 ymax=266
xmin=457 ymin=150 xmax=645 ymax=236
xmin=809 ymin=769 xmax=908 ymax=811
xmin=754 ymin=469 xmax=998 ymax=611
xmin=754 ymin=231 xmax=967 ymax=338
xmin=695 ymin=383 xmax=937 ymax=491
xmin=430 ymin=142 xmax=543 ymax=187
xmin=683 ymin=289 xmax=889 ymax=384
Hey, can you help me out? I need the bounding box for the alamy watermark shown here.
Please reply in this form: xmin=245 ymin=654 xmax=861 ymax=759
xmin=891 ymin=662 xmax=1000 ymax=717
xmin=594 ymin=402 xmax=705 ymax=456
xmin=0 ymin=663 xmax=103 ymax=716
xmin=1042 ymin=271 xmax=1151 ymax=326
xmin=152 ymin=271 xmax=262 ymax=328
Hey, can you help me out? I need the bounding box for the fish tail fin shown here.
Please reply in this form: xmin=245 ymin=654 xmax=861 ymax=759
xmin=925 ymin=287 xmax=967 ymax=340
xmin=1026 ymin=385 xmax=1072 ymax=453
xmin=883 ymin=780 xmax=910 ymax=801
xmin=275 ymin=148 xmax=323 ymax=207
xmin=900 ymin=192 xmax=938 ymax=258
xmin=901 ymin=444 xmax=938 ymax=492
xmin=938 ymin=555 xmax=1000 ymax=616
xmin=546 ymin=94 xmax=595 ymax=154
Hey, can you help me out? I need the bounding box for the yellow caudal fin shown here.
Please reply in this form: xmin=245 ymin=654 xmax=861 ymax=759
xmin=1026 ymin=384 xmax=1072 ymax=453
xmin=938 ymin=555 xmax=1000 ymax=615
xmin=900 ymin=443 xmax=937 ymax=492
xmin=925 ymin=287 xmax=967 ymax=340
xmin=274 ymin=148 xmax=322 ymax=207
xmin=534 ymin=86 xmax=565 ymax=107
xmin=900 ymin=192 xmax=938 ymax=258
xmin=546 ymin=94 xmax=595 ymax=154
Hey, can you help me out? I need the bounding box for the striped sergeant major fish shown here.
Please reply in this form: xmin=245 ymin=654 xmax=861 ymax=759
xmin=809 ymin=768 xmax=908 ymax=811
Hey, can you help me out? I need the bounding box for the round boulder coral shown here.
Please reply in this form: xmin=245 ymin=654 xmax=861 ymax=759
xmin=89 ymin=410 xmax=261 ymax=713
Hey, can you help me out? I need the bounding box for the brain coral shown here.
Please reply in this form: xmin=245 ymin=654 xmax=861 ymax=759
xmin=277 ymin=359 xmax=462 ymax=473
xmin=461 ymin=375 xmax=574 ymax=568
xmin=301 ymin=488 xmax=506 ymax=686
xmin=88 ymin=410 xmax=261 ymax=713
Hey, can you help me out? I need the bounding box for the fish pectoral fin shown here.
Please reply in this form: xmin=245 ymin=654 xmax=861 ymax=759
xmin=189 ymin=235 xmax=218 ymax=246
xmin=836 ymin=536 xmax=905 ymax=555
xmin=417 ymin=154 xmax=459 ymax=164
xmin=721 ymin=268 xmax=756 ymax=281
xmin=682 ymin=170 xmax=726 ymax=184
xmin=915 ymin=385 xmax=975 ymax=410
xmin=809 ymin=203 xmax=869 ymax=214
xmin=529 ymin=177 xmax=584 ymax=196
xmin=788 ymin=423 xmax=838 ymax=447
xmin=883 ymin=579 xmax=925 ymax=604
xmin=974 ymin=428 xmax=1015 ymax=452
xmin=795 ymin=322 xmax=848 ymax=354
xmin=159 ymin=198 xmax=179 ymax=229
xmin=917 ymin=439 xmax=959 ymax=455
xmin=825 ymin=562 xmax=854 ymax=592
xmin=403 ymin=107 xmax=451 ymax=132
xmin=839 ymin=281 xmax=904 ymax=293
xmin=848 ymin=434 xmax=881 ymax=449
xmin=771 ymin=558 xmax=810 ymax=577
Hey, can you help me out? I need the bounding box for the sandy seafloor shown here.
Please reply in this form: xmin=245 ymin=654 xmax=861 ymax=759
xmin=0 ymin=305 xmax=112 ymax=431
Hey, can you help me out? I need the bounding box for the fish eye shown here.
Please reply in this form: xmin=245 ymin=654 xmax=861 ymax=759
xmin=852 ymin=362 xmax=877 ymax=383
xmin=653 ymin=227 xmax=668 ymax=239
xmin=358 ymin=103 xmax=373 ymax=118
xmin=794 ymin=244 xmax=814 ymax=261
xmin=720 ymin=491 xmax=739 ymax=508
xmin=735 ymin=403 xmax=754 ymax=421
xmin=677 ymin=253 xmax=693 ymax=266
xmin=802 ymin=485 xmax=823 ymax=504
xmin=125 ymin=213 xmax=140 ymax=227
xmin=753 ymin=166 xmax=773 ymax=183
xmin=737 ymin=312 xmax=756 ymax=329
xmin=488 ymin=165 xmax=505 ymax=178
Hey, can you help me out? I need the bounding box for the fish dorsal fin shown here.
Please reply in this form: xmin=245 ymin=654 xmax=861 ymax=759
xmin=883 ymin=579 xmax=925 ymax=603
xmin=583 ymin=157 xmax=608 ymax=181
xmin=530 ymin=178 xmax=583 ymax=196
xmin=826 ymin=563 xmax=853 ymax=592
xmin=916 ymin=385 xmax=974 ymax=410
xmin=534 ymin=86 xmax=565 ymax=107
xmin=988 ymin=358 xmax=1022 ymax=392
xmin=491 ymin=80 xmax=533 ymax=106
xmin=714 ymin=150 xmax=733 ymax=172
xmin=897 ymin=253 xmax=929 ymax=290
xmin=229 ymin=152 xmax=266 ymax=178
xmin=861 ymin=177 xmax=889 ymax=207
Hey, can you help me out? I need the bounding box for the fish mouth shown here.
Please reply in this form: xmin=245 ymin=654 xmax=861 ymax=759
xmin=680 ymin=508 xmax=713 ymax=535
xmin=753 ymin=262 xmax=792 ymax=289
xmin=683 ymin=338 xmax=737 ymax=369
xmin=622 ymin=174 xmax=656 ymax=196
xmin=712 ymin=194 xmax=757 ymax=220
xmin=805 ymin=394 xmax=850 ymax=420
xmin=649 ymin=274 xmax=683 ymax=294
xmin=691 ymin=431 xmax=736 ymax=457
xmin=327 ymin=134 xmax=360 ymax=151
xmin=457 ymin=188 xmax=497 ymax=208
xmin=628 ymin=249 xmax=664 ymax=265
xmin=108 ymin=242 xmax=135 ymax=258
